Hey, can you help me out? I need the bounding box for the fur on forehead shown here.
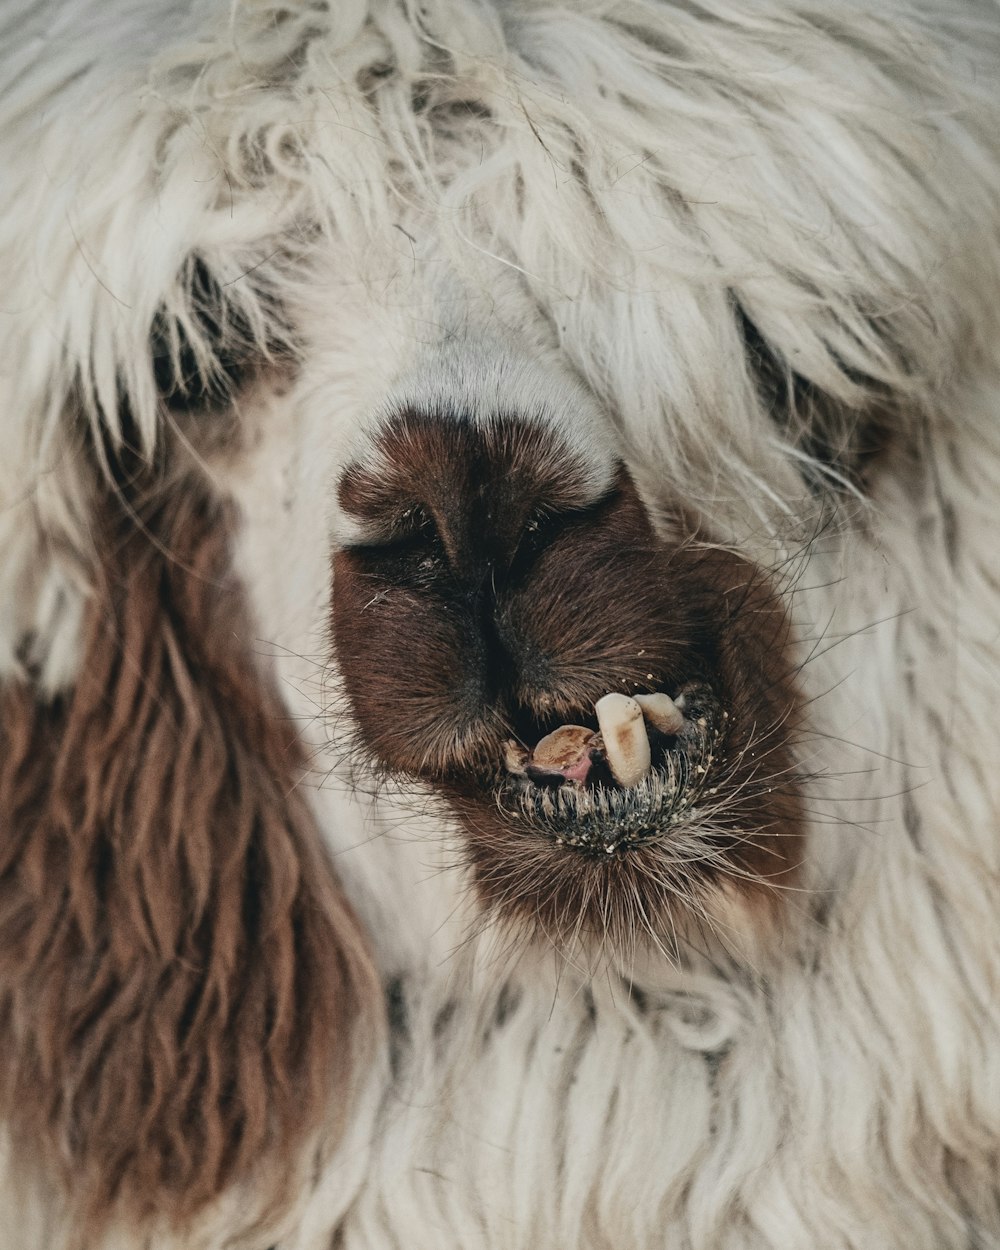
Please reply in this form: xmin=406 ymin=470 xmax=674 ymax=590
xmin=347 ymin=336 xmax=616 ymax=494
xmin=5 ymin=0 xmax=1000 ymax=549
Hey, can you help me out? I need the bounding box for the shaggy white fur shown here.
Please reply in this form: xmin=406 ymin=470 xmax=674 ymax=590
xmin=2 ymin=0 xmax=1000 ymax=1247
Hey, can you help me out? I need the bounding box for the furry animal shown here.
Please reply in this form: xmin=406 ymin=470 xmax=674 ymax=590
xmin=2 ymin=1 xmax=1000 ymax=1246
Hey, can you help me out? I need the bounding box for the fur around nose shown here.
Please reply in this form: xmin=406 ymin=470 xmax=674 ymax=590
xmin=337 ymin=408 xmax=607 ymax=582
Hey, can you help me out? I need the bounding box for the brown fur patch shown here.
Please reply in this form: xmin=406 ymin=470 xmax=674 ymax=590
xmin=0 ymin=477 xmax=377 ymax=1239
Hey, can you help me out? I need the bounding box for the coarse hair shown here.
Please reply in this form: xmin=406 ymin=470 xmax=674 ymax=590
xmin=2 ymin=2 xmax=1000 ymax=1247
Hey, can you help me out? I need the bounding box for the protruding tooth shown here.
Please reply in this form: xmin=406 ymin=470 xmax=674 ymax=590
xmin=595 ymin=693 xmax=651 ymax=788
xmin=635 ymin=692 xmax=685 ymax=736
xmin=503 ymin=740 xmax=529 ymax=774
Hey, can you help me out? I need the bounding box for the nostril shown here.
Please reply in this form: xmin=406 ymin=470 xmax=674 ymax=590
xmin=506 ymin=506 xmax=565 ymax=578
xmin=379 ymin=501 xmax=445 ymax=558
xmin=338 ymin=410 xmax=616 ymax=565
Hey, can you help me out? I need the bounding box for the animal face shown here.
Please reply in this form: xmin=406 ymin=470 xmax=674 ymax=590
xmin=3 ymin=2 xmax=1000 ymax=1247
xmin=329 ymin=368 xmax=802 ymax=955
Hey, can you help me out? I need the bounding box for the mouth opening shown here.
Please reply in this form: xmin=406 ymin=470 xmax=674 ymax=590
xmin=496 ymin=681 xmax=726 ymax=856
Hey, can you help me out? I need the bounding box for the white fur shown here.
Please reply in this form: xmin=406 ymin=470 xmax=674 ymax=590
xmin=3 ymin=0 xmax=1000 ymax=1246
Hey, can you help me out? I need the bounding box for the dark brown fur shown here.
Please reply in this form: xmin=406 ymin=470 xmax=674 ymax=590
xmin=0 ymin=475 xmax=377 ymax=1239
xmin=333 ymin=411 xmax=801 ymax=952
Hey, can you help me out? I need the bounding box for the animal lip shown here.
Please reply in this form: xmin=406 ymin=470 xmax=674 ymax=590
xmin=498 ymin=682 xmax=725 ymax=854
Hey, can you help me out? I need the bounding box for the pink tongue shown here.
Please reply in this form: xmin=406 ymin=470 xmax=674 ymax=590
xmin=557 ymin=753 xmax=594 ymax=783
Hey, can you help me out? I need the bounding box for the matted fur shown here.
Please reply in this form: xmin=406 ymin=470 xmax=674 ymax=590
xmin=3 ymin=1 xmax=1000 ymax=1247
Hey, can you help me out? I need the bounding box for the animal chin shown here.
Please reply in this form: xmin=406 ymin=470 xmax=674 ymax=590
xmin=437 ymin=655 xmax=799 ymax=955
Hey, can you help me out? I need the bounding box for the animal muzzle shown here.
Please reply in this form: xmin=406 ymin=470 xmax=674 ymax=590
xmin=331 ymin=406 xmax=803 ymax=950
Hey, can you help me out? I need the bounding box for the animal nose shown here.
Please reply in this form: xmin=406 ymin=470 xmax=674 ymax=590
xmin=330 ymin=409 xmax=699 ymax=781
xmin=336 ymin=410 xmax=597 ymax=587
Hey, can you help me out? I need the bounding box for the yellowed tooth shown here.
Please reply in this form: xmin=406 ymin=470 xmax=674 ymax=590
xmin=595 ymin=693 xmax=651 ymax=787
xmin=531 ymin=726 xmax=596 ymax=770
xmin=635 ymin=692 xmax=685 ymax=736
